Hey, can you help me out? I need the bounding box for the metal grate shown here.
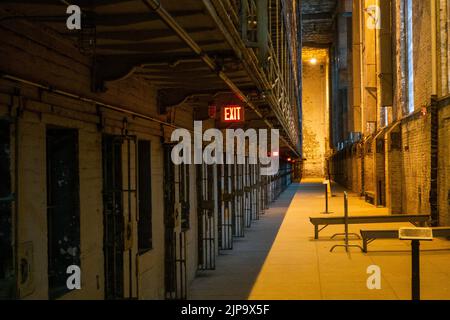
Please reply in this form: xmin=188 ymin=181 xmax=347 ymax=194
xmin=163 ymin=144 xmax=187 ymax=300
xmin=218 ymin=163 xmax=234 ymax=250
xmin=102 ymin=134 xmax=138 ymax=300
xmin=197 ymin=164 xmax=216 ymax=271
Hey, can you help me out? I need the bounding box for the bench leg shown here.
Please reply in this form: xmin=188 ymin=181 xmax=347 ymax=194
xmin=315 ymin=225 xmax=319 ymax=240
xmin=363 ymin=238 xmax=368 ymax=253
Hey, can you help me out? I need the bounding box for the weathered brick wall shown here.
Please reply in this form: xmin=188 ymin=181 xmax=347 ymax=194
xmin=330 ymin=109 xmax=449 ymax=223
xmin=0 ymin=16 xmax=201 ymax=299
xmin=372 ymin=133 xmax=387 ymax=206
xmin=401 ymin=113 xmax=432 ymax=215
xmin=413 ymin=0 xmax=433 ymax=109
xmin=351 ymin=148 xmax=363 ymax=194
xmin=385 ymin=124 xmax=403 ymax=214
xmin=363 ymin=139 xmax=375 ymax=194
xmin=330 ymin=0 xmax=448 ymax=223
xmin=438 ymin=102 xmax=450 ymax=226
xmin=302 ymin=62 xmax=329 ymax=178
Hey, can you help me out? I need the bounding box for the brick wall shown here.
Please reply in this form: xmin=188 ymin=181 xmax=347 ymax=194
xmin=401 ymin=113 xmax=432 ymax=215
xmin=302 ymin=61 xmax=329 ymax=178
xmin=438 ymin=102 xmax=450 ymax=226
xmin=0 ymin=16 xmax=199 ymax=299
xmin=413 ymin=0 xmax=433 ymax=110
xmin=385 ymin=124 xmax=403 ymax=214
xmin=363 ymin=139 xmax=375 ymax=194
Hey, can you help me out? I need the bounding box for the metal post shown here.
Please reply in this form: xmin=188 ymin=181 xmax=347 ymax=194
xmin=330 ymin=191 xmax=363 ymax=252
xmin=321 ymin=181 xmax=332 ymax=214
xmin=257 ymin=0 xmax=269 ymax=64
xmin=411 ymin=240 xmax=420 ymax=300
xmin=344 ymin=192 xmax=349 ymax=250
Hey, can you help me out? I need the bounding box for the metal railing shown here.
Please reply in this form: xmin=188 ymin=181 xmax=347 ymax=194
xmin=223 ymin=0 xmax=301 ymax=149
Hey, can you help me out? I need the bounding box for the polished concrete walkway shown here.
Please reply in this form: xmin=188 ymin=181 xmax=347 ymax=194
xmin=189 ymin=179 xmax=450 ymax=300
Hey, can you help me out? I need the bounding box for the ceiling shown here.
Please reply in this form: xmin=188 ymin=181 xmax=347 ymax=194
xmin=0 ymin=0 xmax=300 ymax=156
xmin=0 ymin=0 xmax=254 ymax=93
xmin=301 ymin=0 xmax=337 ymax=46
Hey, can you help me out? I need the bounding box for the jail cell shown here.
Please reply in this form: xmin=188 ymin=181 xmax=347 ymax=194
xmin=267 ymin=175 xmax=274 ymax=204
xmin=163 ymin=144 xmax=187 ymax=300
xmin=178 ymin=164 xmax=191 ymax=231
xmin=259 ymin=170 xmax=267 ymax=214
xmin=272 ymin=175 xmax=280 ymax=201
xmin=102 ymin=134 xmax=138 ymax=300
xmin=197 ymin=164 xmax=216 ymax=270
xmin=233 ymin=162 xmax=245 ymax=238
xmin=243 ymin=159 xmax=252 ymax=228
xmin=251 ymin=164 xmax=261 ymax=221
xmin=261 ymin=175 xmax=269 ymax=210
xmin=218 ymin=163 xmax=233 ymax=250
xmin=0 ymin=120 xmax=14 ymax=299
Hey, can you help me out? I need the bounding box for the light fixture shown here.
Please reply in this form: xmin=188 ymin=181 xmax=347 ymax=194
xmin=310 ymin=58 xmax=318 ymax=65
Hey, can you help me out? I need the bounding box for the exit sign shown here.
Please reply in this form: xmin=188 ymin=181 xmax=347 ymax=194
xmin=221 ymin=105 xmax=245 ymax=123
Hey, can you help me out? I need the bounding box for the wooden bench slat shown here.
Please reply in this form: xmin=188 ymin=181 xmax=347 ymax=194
xmin=310 ymin=215 xmax=430 ymax=225
xmin=310 ymin=215 xmax=431 ymax=239
xmin=360 ymin=227 xmax=450 ymax=252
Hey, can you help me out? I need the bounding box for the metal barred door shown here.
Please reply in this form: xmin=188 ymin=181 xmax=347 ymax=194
xmin=197 ymin=164 xmax=216 ymax=270
xmin=218 ymin=163 xmax=233 ymax=250
xmin=163 ymin=144 xmax=187 ymax=300
xmin=244 ymin=160 xmax=252 ymax=228
xmin=257 ymin=165 xmax=265 ymax=216
xmin=262 ymin=176 xmax=269 ymax=209
xmin=102 ymin=134 xmax=137 ymax=300
xmin=0 ymin=120 xmax=14 ymax=299
xmin=234 ymin=164 xmax=245 ymax=238
xmin=251 ymin=164 xmax=260 ymax=220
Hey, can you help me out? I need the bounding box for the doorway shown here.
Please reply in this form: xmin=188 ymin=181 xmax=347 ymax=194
xmin=0 ymin=120 xmax=14 ymax=299
xmin=102 ymin=134 xmax=137 ymax=299
xmin=46 ymin=128 xmax=80 ymax=300
xmin=163 ymin=143 xmax=187 ymax=300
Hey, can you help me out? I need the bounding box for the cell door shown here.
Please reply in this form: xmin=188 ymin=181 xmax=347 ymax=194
xmin=0 ymin=120 xmax=14 ymax=299
xmin=233 ymin=162 xmax=245 ymax=238
xmin=251 ymin=164 xmax=260 ymax=221
xmin=243 ymin=160 xmax=252 ymax=228
xmin=262 ymin=176 xmax=269 ymax=209
xmin=46 ymin=128 xmax=80 ymax=300
xmin=218 ymin=163 xmax=233 ymax=250
xmin=197 ymin=164 xmax=216 ymax=270
xmin=102 ymin=135 xmax=137 ymax=300
xmin=163 ymin=144 xmax=187 ymax=300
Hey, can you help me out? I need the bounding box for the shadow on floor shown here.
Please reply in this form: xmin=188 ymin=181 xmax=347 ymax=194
xmin=188 ymin=184 xmax=300 ymax=300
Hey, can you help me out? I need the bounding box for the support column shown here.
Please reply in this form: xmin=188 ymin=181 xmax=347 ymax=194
xmin=362 ymin=0 xmax=378 ymax=135
xmin=377 ymin=0 xmax=393 ymax=127
xmin=352 ymin=0 xmax=363 ymax=135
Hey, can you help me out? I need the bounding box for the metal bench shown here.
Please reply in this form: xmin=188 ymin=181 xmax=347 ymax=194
xmin=361 ymin=227 xmax=450 ymax=252
xmin=310 ymin=214 xmax=430 ymax=240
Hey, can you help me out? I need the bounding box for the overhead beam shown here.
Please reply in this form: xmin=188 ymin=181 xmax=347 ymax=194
xmin=97 ymin=39 xmax=225 ymax=53
xmin=74 ymin=27 xmax=215 ymax=41
xmin=1 ymin=10 xmax=206 ymax=27
xmin=93 ymin=51 xmax=236 ymax=89
xmin=302 ymin=12 xmax=333 ymax=21
xmin=2 ymin=0 xmax=137 ymax=7
xmin=140 ymin=0 xmax=300 ymax=156
xmin=301 ymin=42 xmax=331 ymax=48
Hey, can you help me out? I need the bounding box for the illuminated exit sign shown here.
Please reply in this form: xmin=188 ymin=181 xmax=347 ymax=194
xmin=221 ymin=105 xmax=245 ymax=123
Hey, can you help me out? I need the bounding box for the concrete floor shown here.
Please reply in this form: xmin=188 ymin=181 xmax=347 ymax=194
xmin=188 ymin=179 xmax=450 ymax=300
